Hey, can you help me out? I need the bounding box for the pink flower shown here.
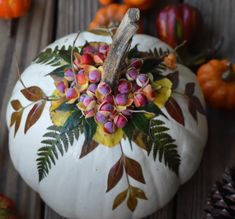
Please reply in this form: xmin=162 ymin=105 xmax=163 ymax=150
xmin=87 ymin=84 xmax=97 ymax=96
xmin=77 ymin=69 xmax=88 ymax=85
xmin=97 ymin=82 xmax=112 ymax=96
xmin=114 ymin=114 xmax=128 ymax=128
xmin=95 ymin=112 xmax=108 ymax=123
xmin=98 ymin=101 xmax=114 ymax=116
xmin=134 ymin=92 xmax=147 ymax=107
xmin=89 ymin=70 xmax=101 ymax=83
xmin=64 ymin=68 xmax=74 ymax=81
xmin=130 ymin=58 xmax=143 ymax=69
xmin=126 ymin=67 xmax=138 ymax=81
xmin=115 ymin=94 xmax=128 ymax=106
xmin=56 ymin=81 xmax=66 ymax=93
xmin=117 ymin=79 xmax=132 ymax=94
xmin=104 ymin=121 xmax=116 ymax=134
xmin=136 ymin=74 xmax=149 ymax=87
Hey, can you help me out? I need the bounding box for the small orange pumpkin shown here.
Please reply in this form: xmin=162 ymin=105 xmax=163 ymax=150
xmin=0 ymin=0 xmax=31 ymax=19
xmin=99 ymin=0 xmax=113 ymax=5
xmin=197 ymin=59 xmax=235 ymax=109
xmin=89 ymin=4 xmax=143 ymax=32
xmin=124 ymin=0 xmax=155 ymax=10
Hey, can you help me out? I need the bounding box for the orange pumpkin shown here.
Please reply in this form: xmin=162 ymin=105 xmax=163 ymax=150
xmin=89 ymin=4 xmax=143 ymax=32
xmin=197 ymin=59 xmax=235 ymax=109
xmin=0 ymin=0 xmax=31 ymax=19
xmin=124 ymin=0 xmax=155 ymax=10
xmin=99 ymin=0 xmax=113 ymax=5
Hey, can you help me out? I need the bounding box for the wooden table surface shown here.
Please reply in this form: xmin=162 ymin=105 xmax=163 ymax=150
xmin=0 ymin=0 xmax=235 ymax=218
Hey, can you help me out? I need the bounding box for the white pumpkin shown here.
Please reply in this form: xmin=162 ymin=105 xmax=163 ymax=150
xmin=6 ymin=32 xmax=207 ymax=219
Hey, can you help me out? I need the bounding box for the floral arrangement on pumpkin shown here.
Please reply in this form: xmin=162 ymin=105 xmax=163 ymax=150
xmin=9 ymin=29 xmax=205 ymax=211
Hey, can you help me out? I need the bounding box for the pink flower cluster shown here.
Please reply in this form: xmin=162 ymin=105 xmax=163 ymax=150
xmin=55 ymin=42 xmax=155 ymax=134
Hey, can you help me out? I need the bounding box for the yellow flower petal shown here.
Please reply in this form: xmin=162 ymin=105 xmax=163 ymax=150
xmin=152 ymin=78 xmax=172 ymax=108
xmin=93 ymin=123 xmax=124 ymax=148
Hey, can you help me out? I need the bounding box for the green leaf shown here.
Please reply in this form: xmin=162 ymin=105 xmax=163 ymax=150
xmin=46 ymin=64 xmax=70 ymax=79
xmin=37 ymin=124 xmax=81 ymax=182
xmin=128 ymin=45 xmax=140 ymax=59
xmin=63 ymin=109 xmax=82 ymax=131
xmin=83 ymin=118 xmax=97 ymax=143
xmin=150 ymin=118 xmax=181 ymax=175
xmin=131 ymin=113 xmax=149 ymax=135
xmin=140 ymin=102 xmax=167 ymax=118
xmin=55 ymin=102 xmax=76 ymax=112
xmin=35 ymin=45 xmax=77 ymax=66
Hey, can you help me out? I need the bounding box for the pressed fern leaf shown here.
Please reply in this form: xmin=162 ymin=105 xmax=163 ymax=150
xmin=35 ymin=45 xmax=78 ymax=66
xmin=37 ymin=125 xmax=80 ymax=181
xmin=150 ymin=118 xmax=180 ymax=175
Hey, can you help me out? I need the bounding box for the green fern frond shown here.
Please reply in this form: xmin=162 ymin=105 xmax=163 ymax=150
xmin=150 ymin=118 xmax=181 ymax=175
xmin=37 ymin=125 xmax=80 ymax=182
xmin=34 ymin=45 xmax=78 ymax=66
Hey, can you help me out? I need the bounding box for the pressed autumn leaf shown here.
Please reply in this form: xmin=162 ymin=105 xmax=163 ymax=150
xmin=188 ymin=99 xmax=197 ymax=121
xmin=124 ymin=156 xmax=145 ymax=184
xmin=132 ymin=186 xmax=148 ymax=200
xmin=165 ymin=97 xmax=185 ymax=126
xmin=10 ymin=99 xmax=22 ymax=111
xmin=112 ymin=189 xmax=128 ymax=210
xmin=21 ymin=86 xmax=45 ymax=102
xmin=93 ymin=123 xmax=124 ymax=147
xmin=24 ymin=100 xmax=46 ymax=134
xmin=10 ymin=111 xmax=23 ymax=137
xmin=185 ymin=82 xmax=195 ymax=96
xmin=106 ymin=157 xmax=124 ymax=192
xmin=152 ymin=78 xmax=172 ymax=108
xmin=127 ymin=192 xmax=137 ymax=212
xmin=79 ymin=140 xmax=99 ymax=159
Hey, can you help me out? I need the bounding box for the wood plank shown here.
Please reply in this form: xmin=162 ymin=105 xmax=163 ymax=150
xmin=176 ymin=1 xmax=235 ymax=218
xmin=0 ymin=0 xmax=56 ymax=218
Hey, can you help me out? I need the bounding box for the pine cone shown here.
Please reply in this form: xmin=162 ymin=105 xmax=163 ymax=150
xmin=204 ymin=168 xmax=235 ymax=219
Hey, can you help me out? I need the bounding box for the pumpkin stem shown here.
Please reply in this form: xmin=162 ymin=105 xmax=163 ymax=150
xmin=102 ymin=8 xmax=140 ymax=86
xmin=222 ymin=63 xmax=235 ymax=82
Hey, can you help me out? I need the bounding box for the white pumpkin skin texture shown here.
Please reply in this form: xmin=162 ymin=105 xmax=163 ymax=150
xmin=6 ymin=32 xmax=207 ymax=219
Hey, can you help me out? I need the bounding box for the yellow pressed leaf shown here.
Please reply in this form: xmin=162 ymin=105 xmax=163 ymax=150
xmin=50 ymin=110 xmax=71 ymax=127
xmin=152 ymin=78 xmax=172 ymax=108
xmin=93 ymin=123 xmax=124 ymax=148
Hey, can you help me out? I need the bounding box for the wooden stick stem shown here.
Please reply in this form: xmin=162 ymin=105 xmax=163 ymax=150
xmin=102 ymin=8 xmax=140 ymax=86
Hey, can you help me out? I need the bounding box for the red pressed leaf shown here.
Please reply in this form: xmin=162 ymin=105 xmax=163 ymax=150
xmin=165 ymin=97 xmax=185 ymax=126
xmin=127 ymin=192 xmax=137 ymax=212
xmin=106 ymin=157 xmax=124 ymax=192
xmin=10 ymin=111 xmax=23 ymax=137
xmin=24 ymin=100 xmax=46 ymax=134
xmin=167 ymin=71 xmax=179 ymax=90
xmin=79 ymin=140 xmax=99 ymax=159
xmin=188 ymin=99 xmax=198 ymax=122
xmin=124 ymin=156 xmax=145 ymax=184
xmin=21 ymin=86 xmax=45 ymax=102
xmin=112 ymin=189 xmax=128 ymax=210
xmin=185 ymin=82 xmax=195 ymax=97
xmin=191 ymin=96 xmax=206 ymax=115
xmin=10 ymin=100 xmax=22 ymax=111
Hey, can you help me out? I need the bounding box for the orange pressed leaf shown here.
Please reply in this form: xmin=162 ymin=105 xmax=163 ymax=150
xmin=24 ymin=100 xmax=46 ymax=134
xmin=127 ymin=192 xmax=137 ymax=212
xmin=112 ymin=189 xmax=128 ymax=210
xmin=106 ymin=157 xmax=124 ymax=192
xmin=132 ymin=186 xmax=148 ymax=200
xmin=10 ymin=111 xmax=23 ymax=137
xmin=124 ymin=156 xmax=145 ymax=184
xmin=10 ymin=99 xmax=22 ymax=111
xmin=21 ymin=86 xmax=45 ymax=102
